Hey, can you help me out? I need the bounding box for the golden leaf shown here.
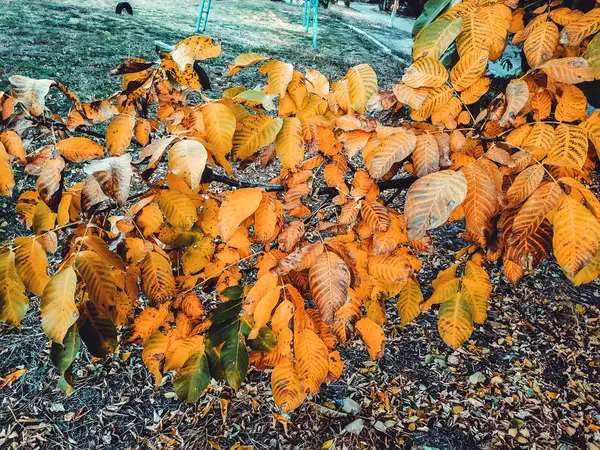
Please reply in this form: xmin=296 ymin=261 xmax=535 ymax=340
xmin=552 ymin=195 xmax=600 ymax=277
xmin=40 ymin=266 xmax=78 ymax=344
xmin=259 ymin=60 xmax=294 ymax=97
xmin=545 ymin=124 xmax=588 ymax=169
xmin=308 ymin=251 xmax=351 ymax=326
xmin=524 ymin=22 xmax=559 ymax=69
xmin=168 ymin=140 xmax=208 ymax=191
xmin=14 ymin=236 xmax=49 ymax=296
xmin=141 ymin=252 xmax=175 ymax=304
xmin=450 ymin=49 xmax=489 ymax=92
xmin=396 ymin=277 xmax=422 ymax=326
xmin=438 ymin=292 xmax=473 ymax=349
xmin=355 ymin=317 xmax=385 ymax=359
xmin=233 ymin=114 xmax=283 ymax=160
xmin=56 ymin=137 xmax=104 ymax=163
xmin=405 ymin=170 xmax=468 ymax=240
xmin=402 ymin=57 xmax=448 ymax=88
xmin=218 ymin=187 xmax=263 ymax=242
xmin=275 ymin=117 xmax=304 ymax=170
xmin=158 ymin=190 xmax=197 ymax=231
xmin=106 ymin=114 xmax=135 ymax=156
xmin=295 ymin=329 xmax=329 ymax=395
xmin=0 ymin=250 xmax=29 ymax=328
xmin=346 ymin=64 xmax=378 ymax=113
xmin=271 ymin=358 xmax=306 ymax=412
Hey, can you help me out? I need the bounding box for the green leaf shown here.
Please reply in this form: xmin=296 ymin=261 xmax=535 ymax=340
xmin=50 ymin=324 xmax=81 ymax=374
xmin=76 ymin=302 xmax=117 ymax=358
xmin=240 ymin=317 xmax=253 ymax=338
xmin=51 ymin=324 xmax=80 ymax=396
xmin=220 ymin=331 xmax=249 ymax=390
xmin=207 ymin=314 xmax=239 ymax=346
xmin=210 ymin=298 xmax=242 ymax=323
xmin=412 ymin=0 xmax=453 ymax=37
xmin=413 ymin=17 xmax=463 ymax=60
xmin=156 ymin=225 xmax=204 ymax=248
xmin=57 ymin=372 xmax=75 ymax=395
xmin=174 ymin=353 xmax=211 ymax=403
xmin=221 ymin=285 xmax=244 ymax=301
xmin=247 ymin=326 xmax=277 ymax=353
xmin=585 ymin=32 xmax=600 ymax=79
xmin=205 ymin=341 xmax=223 ymax=380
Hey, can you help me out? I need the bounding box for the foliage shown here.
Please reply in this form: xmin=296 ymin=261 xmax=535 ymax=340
xmin=1 ymin=3 xmax=600 ymax=413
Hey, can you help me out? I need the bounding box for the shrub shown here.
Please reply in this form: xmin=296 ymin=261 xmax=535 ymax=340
xmin=1 ymin=3 xmax=600 ymax=411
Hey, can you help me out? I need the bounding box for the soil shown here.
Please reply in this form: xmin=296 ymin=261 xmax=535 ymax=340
xmin=1 ymin=1 xmax=600 ymax=450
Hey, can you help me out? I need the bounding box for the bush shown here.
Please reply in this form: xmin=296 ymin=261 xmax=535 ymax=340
xmin=1 ymin=2 xmax=600 ymax=411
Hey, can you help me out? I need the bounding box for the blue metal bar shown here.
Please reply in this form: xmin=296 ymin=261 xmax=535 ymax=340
xmin=312 ymin=0 xmax=318 ymax=49
xmin=196 ymin=0 xmax=212 ymax=33
xmin=304 ymin=0 xmax=310 ymax=31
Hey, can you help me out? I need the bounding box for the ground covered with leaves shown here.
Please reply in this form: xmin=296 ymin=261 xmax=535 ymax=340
xmin=0 ymin=1 xmax=599 ymax=450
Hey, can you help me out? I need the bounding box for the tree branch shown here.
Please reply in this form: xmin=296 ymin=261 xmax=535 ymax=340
xmin=201 ymin=167 xmax=416 ymax=195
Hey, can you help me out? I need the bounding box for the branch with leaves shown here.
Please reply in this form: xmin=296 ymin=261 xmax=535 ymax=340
xmin=1 ymin=3 xmax=600 ymax=412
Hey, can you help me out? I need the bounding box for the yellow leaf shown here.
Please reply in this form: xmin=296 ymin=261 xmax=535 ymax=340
xmin=136 ymin=203 xmax=164 ymax=237
xmin=346 ymin=64 xmax=378 ymax=113
xmin=396 ymin=277 xmax=422 ymax=326
xmin=74 ymin=251 xmax=117 ymax=313
xmin=524 ymin=22 xmax=559 ymax=69
xmin=275 ymin=117 xmax=304 ymax=169
xmin=158 ymin=190 xmax=197 ymax=231
xmin=164 ymin=335 xmax=205 ymax=372
xmin=438 ymin=292 xmax=473 ymax=349
xmin=355 ymin=317 xmax=385 ymax=359
xmin=218 ymin=187 xmax=263 ymax=242
xmin=460 ymin=261 xmax=491 ymax=324
xmin=309 ymin=252 xmax=351 ymax=326
xmin=305 ymin=69 xmax=330 ymax=98
xmin=233 ymin=115 xmax=283 ymax=160
xmin=141 ymin=252 xmax=175 ymax=304
xmin=511 ymin=182 xmax=563 ymax=241
xmin=203 ymin=102 xmax=236 ymax=157
xmin=271 ymin=358 xmax=306 ymax=412
xmin=405 ymin=170 xmax=468 ymax=240
xmin=540 ymin=57 xmax=594 ymax=84
xmin=40 ymin=266 xmax=78 ymax=344
xmin=402 ymin=57 xmax=448 ymax=88
xmin=170 ymin=36 xmax=221 ymax=71
xmin=456 ymin=11 xmax=491 ymax=57
xmin=0 ymin=250 xmax=29 ymax=328
xmin=142 ymin=331 xmax=168 ymax=388
xmin=560 ymin=8 xmax=600 ymax=46
xmin=56 ymin=137 xmax=104 ymax=163
xmin=168 ymin=140 xmax=208 ymax=191
xmin=450 ymin=50 xmax=489 ymax=92
xmin=545 ymin=124 xmax=588 ymax=169
xmin=553 ymin=195 xmax=600 ymax=277
xmin=368 ymin=130 xmax=417 ymax=179
xmin=130 ymin=302 xmax=171 ymax=344
xmin=105 ymin=114 xmax=135 ymax=156
xmin=259 ymin=60 xmax=294 ymax=97
xmin=182 ymin=237 xmax=216 ymax=275
xmin=295 ymin=329 xmax=329 ymax=395
xmin=14 ymin=236 xmax=49 ymax=296
xmin=226 ymin=53 xmax=270 ymax=76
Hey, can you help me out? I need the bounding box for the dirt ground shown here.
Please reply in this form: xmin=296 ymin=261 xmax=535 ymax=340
xmin=1 ymin=1 xmax=600 ymax=450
